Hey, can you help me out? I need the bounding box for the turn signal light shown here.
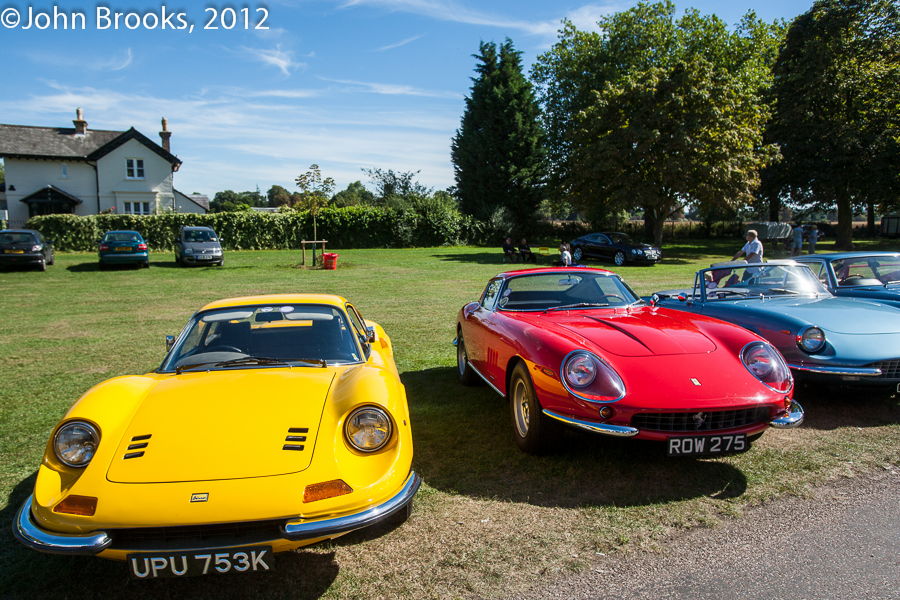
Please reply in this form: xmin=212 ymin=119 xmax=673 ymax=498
xmin=53 ymin=495 xmax=98 ymax=516
xmin=303 ymin=479 xmax=353 ymax=503
xmin=137 ymin=243 xmax=147 ymax=250
xmin=599 ymin=406 xmax=614 ymax=420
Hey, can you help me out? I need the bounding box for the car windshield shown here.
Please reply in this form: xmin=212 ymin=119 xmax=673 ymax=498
xmin=184 ymin=230 xmax=217 ymax=243
xmin=103 ymin=232 xmax=142 ymax=243
xmin=160 ymin=304 xmax=362 ymax=372
xmin=700 ymin=264 xmax=828 ymax=300
xmin=607 ymin=233 xmax=633 ymax=245
xmin=0 ymin=232 xmax=36 ymax=245
xmin=830 ymin=256 xmax=900 ymax=286
xmin=497 ymin=272 xmax=640 ymax=311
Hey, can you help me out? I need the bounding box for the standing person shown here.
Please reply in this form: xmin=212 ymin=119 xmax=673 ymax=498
xmin=732 ymin=230 xmax=764 ymax=275
xmin=808 ymin=225 xmax=818 ymax=254
xmin=502 ymin=237 xmax=519 ymax=263
xmin=519 ymin=238 xmax=536 ymax=263
xmin=561 ymin=243 xmax=572 ymax=267
xmin=791 ymin=223 xmax=804 ymax=256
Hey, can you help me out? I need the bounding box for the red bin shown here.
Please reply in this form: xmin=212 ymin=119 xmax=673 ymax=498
xmin=323 ymin=252 xmax=338 ymax=270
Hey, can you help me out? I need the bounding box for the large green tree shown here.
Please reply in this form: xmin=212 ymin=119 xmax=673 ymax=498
xmin=531 ymin=1 xmax=783 ymax=233
xmin=570 ymin=58 xmax=777 ymax=247
xmin=331 ymin=181 xmax=376 ymax=207
xmin=209 ymin=189 xmax=266 ymax=212
xmin=766 ymin=0 xmax=900 ymax=248
xmin=451 ymin=39 xmax=546 ymax=231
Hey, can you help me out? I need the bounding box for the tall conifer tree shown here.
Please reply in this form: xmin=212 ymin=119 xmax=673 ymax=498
xmin=451 ymin=39 xmax=546 ymax=232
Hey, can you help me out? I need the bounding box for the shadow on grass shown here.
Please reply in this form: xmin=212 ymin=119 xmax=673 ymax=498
xmin=404 ymin=367 xmax=749 ymax=509
xmin=66 ymin=262 xmax=144 ymax=272
xmin=0 ymin=474 xmax=339 ymax=600
xmin=794 ymin=383 xmax=900 ymax=430
xmin=433 ymin=251 xmax=520 ymax=265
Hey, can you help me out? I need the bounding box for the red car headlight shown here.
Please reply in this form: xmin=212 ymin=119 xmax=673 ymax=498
xmin=741 ymin=342 xmax=793 ymax=393
xmin=561 ymin=351 xmax=625 ymax=402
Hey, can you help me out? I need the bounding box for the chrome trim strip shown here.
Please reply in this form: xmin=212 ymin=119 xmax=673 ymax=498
xmin=770 ymin=401 xmax=805 ymax=429
xmin=13 ymin=496 xmax=112 ymax=556
xmin=787 ymin=364 xmax=882 ymax=376
xmin=282 ymin=471 xmax=421 ymax=541
xmin=467 ymin=361 xmax=505 ymax=397
xmin=559 ymin=350 xmax=626 ymax=404
xmin=542 ymin=409 xmax=639 ymax=438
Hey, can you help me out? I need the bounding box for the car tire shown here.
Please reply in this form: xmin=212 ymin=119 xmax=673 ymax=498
xmin=457 ymin=330 xmax=480 ymax=386
xmin=217 ymin=260 xmax=224 ymax=267
xmin=142 ymin=261 xmax=150 ymax=269
xmin=38 ymin=259 xmax=46 ymax=272
xmin=614 ymin=251 xmax=626 ymax=266
xmin=572 ymin=246 xmax=583 ymax=261
xmin=509 ymin=361 xmax=558 ymax=454
xmin=48 ymin=253 xmax=54 ymax=266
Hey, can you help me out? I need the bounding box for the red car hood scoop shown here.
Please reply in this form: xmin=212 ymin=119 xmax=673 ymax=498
xmin=554 ymin=312 xmax=717 ymax=357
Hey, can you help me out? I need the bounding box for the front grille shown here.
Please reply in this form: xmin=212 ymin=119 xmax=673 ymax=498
xmin=110 ymin=519 xmax=286 ymax=551
xmin=632 ymin=407 xmax=770 ymax=432
xmin=866 ymin=359 xmax=900 ymax=379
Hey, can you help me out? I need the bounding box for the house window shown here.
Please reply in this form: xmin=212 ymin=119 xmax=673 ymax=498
xmin=126 ymin=158 xmax=145 ymax=179
xmin=123 ymin=202 xmax=151 ymax=215
xmin=60 ymin=163 xmax=68 ymax=178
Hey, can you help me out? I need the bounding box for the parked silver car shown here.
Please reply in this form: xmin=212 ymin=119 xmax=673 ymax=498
xmin=174 ymin=226 xmax=224 ymax=266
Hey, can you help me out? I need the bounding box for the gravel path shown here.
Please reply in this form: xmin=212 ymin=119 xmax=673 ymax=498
xmin=515 ymin=471 xmax=900 ymax=600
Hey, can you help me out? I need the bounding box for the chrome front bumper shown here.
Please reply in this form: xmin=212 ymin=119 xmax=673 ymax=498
xmin=769 ymin=400 xmax=805 ymax=429
xmin=13 ymin=471 xmax=421 ymax=556
xmin=787 ymin=363 xmax=882 ymax=376
xmin=544 ymin=401 xmax=805 ymax=437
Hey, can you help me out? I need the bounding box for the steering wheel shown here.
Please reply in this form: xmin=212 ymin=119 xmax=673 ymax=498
xmin=205 ymin=345 xmax=242 ymax=353
xmin=597 ymin=294 xmax=626 ymax=303
xmin=839 ymin=274 xmax=864 ymax=285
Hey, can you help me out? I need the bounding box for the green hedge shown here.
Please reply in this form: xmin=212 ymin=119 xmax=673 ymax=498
xmin=24 ymin=207 xmax=484 ymax=252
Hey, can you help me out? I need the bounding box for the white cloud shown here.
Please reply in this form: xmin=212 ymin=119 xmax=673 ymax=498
xmin=374 ymin=34 xmax=425 ymax=51
xmin=339 ymin=0 xmax=626 ymax=39
xmin=26 ymin=47 xmax=134 ymax=72
xmin=320 ymin=77 xmax=460 ymax=98
xmin=240 ymin=45 xmax=306 ymax=76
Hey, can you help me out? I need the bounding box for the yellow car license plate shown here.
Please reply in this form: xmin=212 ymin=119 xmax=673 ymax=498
xmin=127 ymin=545 xmax=273 ymax=579
xmin=4 ymin=249 xmax=25 ymax=254
xmin=116 ymin=247 xmax=132 ymax=252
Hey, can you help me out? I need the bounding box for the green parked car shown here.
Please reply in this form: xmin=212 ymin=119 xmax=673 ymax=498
xmin=98 ymin=230 xmax=149 ymax=269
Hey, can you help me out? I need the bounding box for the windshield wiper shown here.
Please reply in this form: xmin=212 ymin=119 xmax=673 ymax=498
xmin=217 ymin=356 xmax=328 ymax=368
xmin=175 ymin=362 xmax=215 ymax=374
xmin=545 ymin=302 xmax=610 ymax=313
xmin=765 ymin=288 xmax=802 ymax=295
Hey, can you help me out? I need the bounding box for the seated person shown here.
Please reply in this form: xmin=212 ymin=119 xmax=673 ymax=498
xmin=502 ymin=237 xmax=519 ymax=262
xmin=519 ymin=238 xmax=536 ymax=263
xmin=704 ymin=272 xmax=718 ymax=289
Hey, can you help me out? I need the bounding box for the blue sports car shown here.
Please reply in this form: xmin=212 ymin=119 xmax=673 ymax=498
xmin=795 ymin=252 xmax=900 ymax=308
xmin=654 ymin=260 xmax=900 ymax=389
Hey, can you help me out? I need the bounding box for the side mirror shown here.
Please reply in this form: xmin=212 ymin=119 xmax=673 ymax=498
xmin=166 ymin=335 xmax=175 ymax=352
xmin=366 ymin=325 xmax=377 ymax=343
xmin=677 ymin=294 xmax=686 ymax=302
xmin=650 ymin=293 xmax=660 ymax=306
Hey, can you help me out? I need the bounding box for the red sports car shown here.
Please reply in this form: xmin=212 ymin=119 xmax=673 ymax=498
xmin=454 ymin=267 xmax=804 ymax=455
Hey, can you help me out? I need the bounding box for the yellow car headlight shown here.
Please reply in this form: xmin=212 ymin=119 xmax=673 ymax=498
xmin=54 ymin=421 xmax=99 ymax=467
xmin=344 ymin=406 xmax=392 ymax=453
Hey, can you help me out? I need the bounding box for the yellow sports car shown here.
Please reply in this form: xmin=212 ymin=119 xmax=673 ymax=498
xmin=14 ymin=294 xmax=419 ymax=579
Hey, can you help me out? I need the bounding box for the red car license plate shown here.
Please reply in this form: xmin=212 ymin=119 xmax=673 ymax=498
xmin=127 ymin=546 xmax=273 ymax=579
xmin=667 ymin=434 xmax=746 ymax=457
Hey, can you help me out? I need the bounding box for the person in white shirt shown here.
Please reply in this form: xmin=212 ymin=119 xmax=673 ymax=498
xmin=732 ymin=229 xmax=764 ymax=275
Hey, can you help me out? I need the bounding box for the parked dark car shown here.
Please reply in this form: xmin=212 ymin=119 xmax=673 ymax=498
xmin=570 ymin=232 xmax=661 ymax=266
xmin=796 ymin=252 xmax=900 ymax=307
xmin=0 ymin=229 xmax=54 ymax=271
xmin=98 ymin=230 xmax=149 ymax=269
xmin=174 ymin=226 xmax=224 ymax=266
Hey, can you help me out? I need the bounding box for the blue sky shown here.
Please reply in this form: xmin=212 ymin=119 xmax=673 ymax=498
xmin=0 ymin=0 xmax=814 ymax=198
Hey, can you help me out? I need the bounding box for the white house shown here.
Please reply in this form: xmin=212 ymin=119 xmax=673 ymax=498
xmin=0 ymin=109 xmax=208 ymax=227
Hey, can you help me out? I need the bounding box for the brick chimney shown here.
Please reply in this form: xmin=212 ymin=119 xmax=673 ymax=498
xmin=73 ymin=108 xmax=87 ymax=135
xmin=159 ymin=117 xmax=171 ymax=152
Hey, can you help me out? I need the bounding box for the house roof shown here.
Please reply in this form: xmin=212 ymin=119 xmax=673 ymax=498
xmin=176 ymin=189 xmax=209 ymax=211
xmin=19 ymin=184 xmax=84 ymax=205
xmin=0 ymin=124 xmax=182 ymax=169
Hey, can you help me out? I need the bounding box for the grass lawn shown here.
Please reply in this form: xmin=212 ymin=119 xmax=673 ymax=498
xmin=1 ymin=239 xmax=898 ymax=599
